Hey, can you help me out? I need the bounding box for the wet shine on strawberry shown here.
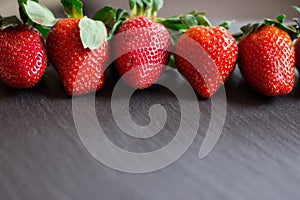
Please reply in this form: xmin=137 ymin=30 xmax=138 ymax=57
xmin=114 ymin=16 xmax=171 ymax=89
xmin=0 ymin=20 xmax=47 ymax=89
xmin=46 ymin=18 xmax=109 ymax=95
xmin=174 ymin=21 xmax=238 ymax=98
xmin=238 ymin=19 xmax=295 ymax=96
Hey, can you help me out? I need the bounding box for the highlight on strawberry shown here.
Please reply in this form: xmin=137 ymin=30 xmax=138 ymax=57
xmin=236 ymin=14 xmax=297 ymax=96
xmin=0 ymin=1 xmax=47 ymax=89
xmin=94 ymin=0 xmax=172 ymax=89
xmin=159 ymin=14 xmax=238 ymax=98
xmin=22 ymin=0 xmax=109 ymax=96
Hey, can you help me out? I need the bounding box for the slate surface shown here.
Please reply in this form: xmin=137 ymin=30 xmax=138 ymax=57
xmin=1 ymin=22 xmax=300 ymax=200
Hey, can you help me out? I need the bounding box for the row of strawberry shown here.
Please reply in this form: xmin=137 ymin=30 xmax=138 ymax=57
xmin=0 ymin=0 xmax=300 ymax=98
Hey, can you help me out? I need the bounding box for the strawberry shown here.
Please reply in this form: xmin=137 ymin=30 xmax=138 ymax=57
xmin=170 ymin=16 xmax=238 ymax=98
xmin=238 ymin=15 xmax=296 ymax=96
xmin=114 ymin=16 xmax=171 ymax=89
xmin=296 ymin=38 xmax=300 ymax=71
xmin=95 ymin=0 xmax=171 ymax=89
xmin=23 ymin=0 xmax=109 ymax=96
xmin=46 ymin=18 xmax=109 ymax=95
xmin=0 ymin=16 xmax=47 ymax=89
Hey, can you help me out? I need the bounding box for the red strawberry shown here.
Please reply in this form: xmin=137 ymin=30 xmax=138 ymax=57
xmin=296 ymin=39 xmax=300 ymax=71
xmin=46 ymin=18 xmax=109 ymax=96
xmin=0 ymin=22 xmax=47 ymax=89
xmin=113 ymin=16 xmax=171 ymax=89
xmin=22 ymin=0 xmax=110 ymax=96
xmin=238 ymin=22 xmax=295 ymax=96
xmin=94 ymin=1 xmax=171 ymax=89
xmin=174 ymin=25 xmax=238 ymax=98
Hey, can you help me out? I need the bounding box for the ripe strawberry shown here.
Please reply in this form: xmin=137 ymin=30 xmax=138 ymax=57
xmin=238 ymin=18 xmax=296 ymax=96
xmin=113 ymin=16 xmax=171 ymax=89
xmin=296 ymin=39 xmax=300 ymax=71
xmin=22 ymin=0 xmax=110 ymax=96
xmin=95 ymin=0 xmax=171 ymax=89
xmin=46 ymin=18 xmax=109 ymax=95
xmin=174 ymin=21 xmax=238 ymax=98
xmin=0 ymin=19 xmax=47 ymax=89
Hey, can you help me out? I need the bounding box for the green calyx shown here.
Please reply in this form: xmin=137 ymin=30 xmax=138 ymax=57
xmin=130 ymin=0 xmax=164 ymax=19
xmin=156 ymin=11 xmax=234 ymax=45
xmin=0 ymin=16 xmax=22 ymax=30
xmin=265 ymin=14 xmax=298 ymax=40
xmin=235 ymin=14 xmax=299 ymax=41
xmin=156 ymin=11 xmax=234 ymax=31
xmin=93 ymin=0 xmax=165 ymax=38
xmin=292 ymin=6 xmax=300 ymax=40
xmin=93 ymin=6 xmax=130 ymax=40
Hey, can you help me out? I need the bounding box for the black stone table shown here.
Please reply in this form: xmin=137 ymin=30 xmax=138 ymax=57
xmin=1 ymin=22 xmax=300 ymax=200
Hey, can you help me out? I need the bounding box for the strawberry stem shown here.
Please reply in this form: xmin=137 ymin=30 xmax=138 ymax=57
xmin=130 ymin=0 xmax=163 ymax=20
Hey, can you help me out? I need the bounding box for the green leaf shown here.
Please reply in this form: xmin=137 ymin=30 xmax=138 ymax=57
xmin=264 ymin=18 xmax=274 ymax=26
xmin=167 ymin=54 xmax=176 ymax=69
xmin=18 ymin=0 xmax=38 ymax=5
xmin=153 ymin=0 xmax=164 ymax=11
xmin=0 ymin=15 xmax=2 ymax=21
xmin=18 ymin=0 xmax=39 ymax=24
xmin=116 ymin=8 xmax=130 ymax=21
xmin=93 ymin=6 xmax=117 ymax=29
xmin=219 ymin=20 xmax=235 ymax=30
xmin=93 ymin=6 xmax=129 ymax=39
xmin=240 ymin=22 xmax=263 ymax=35
xmin=292 ymin=6 xmax=300 ymax=15
xmin=180 ymin=15 xmax=198 ymax=28
xmin=24 ymin=0 xmax=57 ymax=27
xmin=232 ymin=31 xmax=243 ymax=42
xmin=79 ymin=16 xmax=108 ymax=50
xmin=0 ymin=16 xmax=22 ymax=30
xmin=276 ymin=14 xmax=286 ymax=23
xmin=93 ymin=6 xmax=114 ymax=21
xmin=136 ymin=0 xmax=144 ymax=8
xmin=294 ymin=18 xmax=300 ymax=27
xmin=195 ymin=14 xmax=212 ymax=27
xmin=61 ymin=0 xmax=83 ymax=18
xmin=129 ymin=0 xmax=135 ymax=10
xmin=277 ymin=23 xmax=298 ymax=40
xmin=143 ymin=0 xmax=153 ymax=8
xmin=34 ymin=24 xmax=51 ymax=38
